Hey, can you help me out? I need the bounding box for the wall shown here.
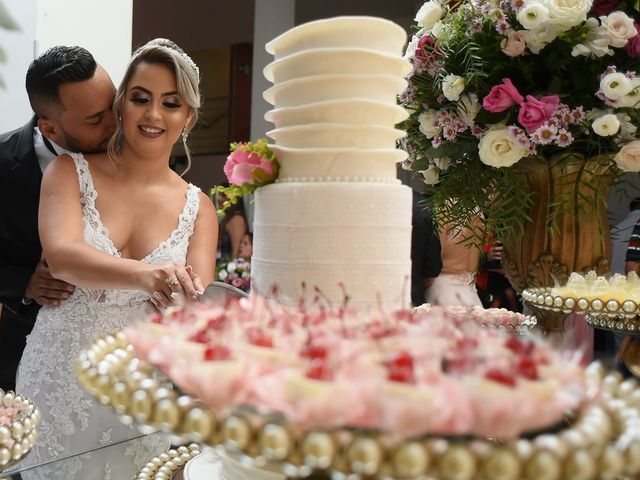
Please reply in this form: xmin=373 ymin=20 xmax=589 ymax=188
xmin=0 ymin=0 xmax=132 ymax=133
xmin=0 ymin=0 xmax=36 ymax=131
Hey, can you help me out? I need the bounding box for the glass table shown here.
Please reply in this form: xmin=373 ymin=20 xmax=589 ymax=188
xmin=0 ymin=434 xmax=175 ymax=479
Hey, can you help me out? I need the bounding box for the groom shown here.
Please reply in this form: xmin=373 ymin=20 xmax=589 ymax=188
xmin=0 ymin=46 xmax=116 ymax=390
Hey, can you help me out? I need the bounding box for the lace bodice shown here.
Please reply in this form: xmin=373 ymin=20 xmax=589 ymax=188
xmin=72 ymin=152 xmax=201 ymax=307
xmin=16 ymin=152 xmax=199 ymax=477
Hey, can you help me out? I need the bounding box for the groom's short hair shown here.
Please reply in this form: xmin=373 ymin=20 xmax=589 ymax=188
xmin=25 ymin=46 xmax=97 ymax=118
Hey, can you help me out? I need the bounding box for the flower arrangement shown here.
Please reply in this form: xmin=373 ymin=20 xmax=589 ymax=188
xmin=401 ymin=0 xmax=640 ymax=245
xmin=216 ymin=257 xmax=252 ymax=292
xmin=216 ymin=139 xmax=278 ymax=213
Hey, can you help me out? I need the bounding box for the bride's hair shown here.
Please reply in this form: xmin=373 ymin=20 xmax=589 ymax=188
xmin=107 ymin=38 xmax=201 ymax=176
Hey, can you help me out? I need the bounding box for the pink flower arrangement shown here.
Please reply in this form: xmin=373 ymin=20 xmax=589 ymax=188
xmin=217 ymin=257 xmax=251 ymax=293
xmin=401 ymin=0 xmax=640 ymax=244
xmin=215 ymin=139 xmax=279 ymax=213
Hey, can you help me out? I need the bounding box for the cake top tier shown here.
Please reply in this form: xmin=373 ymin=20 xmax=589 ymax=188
xmin=265 ymin=16 xmax=407 ymax=59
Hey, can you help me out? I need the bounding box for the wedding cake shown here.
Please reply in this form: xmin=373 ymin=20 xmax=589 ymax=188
xmin=251 ymin=16 xmax=413 ymax=308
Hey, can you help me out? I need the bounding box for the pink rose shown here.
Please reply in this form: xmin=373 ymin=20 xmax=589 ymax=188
xmin=517 ymin=95 xmax=560 ymax=132
xmin=591 ymin=0 xmax=620 ymax=16
xmin=625 ymin=25 xmax=640 ymax=57
xmin=231 ymin=277 xmax=244 ymax=288
xmin=500 ymin=31 xmax=527 ymax=57
xmin=482 ymin=79 xmax=524 ymax=113
xmin=223 ymin=146 xmax=275 ymax=186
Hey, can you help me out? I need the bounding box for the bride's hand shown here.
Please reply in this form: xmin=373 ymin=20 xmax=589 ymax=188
xmin=140 ymin=262 xmax=200 ymax=309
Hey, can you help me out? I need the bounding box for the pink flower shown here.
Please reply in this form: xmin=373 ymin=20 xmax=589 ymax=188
xmin=517 ymin=95 xmax=560 ymax=132
xmin=231 ymin=277 xmax=244 ymax=288
xmin=224 ymin=147 xmax=275 ymax=186
xmin=500 ymin=31 xmax=527 ymax=57
xmin=625 ymin=25 xmax=640 ymax=58
xmin=482 ymin=79 xmax=524 ymax=113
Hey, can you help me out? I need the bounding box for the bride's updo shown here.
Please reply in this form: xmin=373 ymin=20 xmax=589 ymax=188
xmin=107 ymin=38 xmax=201 ymax=175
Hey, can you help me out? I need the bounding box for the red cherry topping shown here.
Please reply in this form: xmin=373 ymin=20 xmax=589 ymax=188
xmin=385 ymin=351 xmax=415 ymax=383
xmin=203 ymin=345 xmax=231 ymax=361
xmin=300 ymin=344 xmax=328 ymax=360
xmin=485 ymin=369 xmax=516 ymax=387
xmin=206 ymin=315 xmax=227 ymax=331
xmin=246 ymin=327 xmax=273 ymax=348
xmin=455 ymin=338 xmax=479 ymax=351
xmin=505 ymin=337 xmax=534 ymax=356
xmin=515 ymin=356 xmax=539 ymax=380
xmin=306 ymin=359 xmax=333 ymax=381
xmin=190 ymin=330 xmax=210 ymax=344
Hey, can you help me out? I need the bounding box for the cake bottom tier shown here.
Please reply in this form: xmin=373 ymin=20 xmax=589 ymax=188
xmin=252 ymin=181 xmax=412 ymax=309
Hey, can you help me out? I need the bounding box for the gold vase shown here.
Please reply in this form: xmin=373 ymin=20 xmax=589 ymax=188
xmin=502 ymin=153 xmax=612 ymax=331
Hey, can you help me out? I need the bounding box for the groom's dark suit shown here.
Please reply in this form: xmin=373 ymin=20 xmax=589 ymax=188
xmin=0 ymin=118 xmax=44 ymax=391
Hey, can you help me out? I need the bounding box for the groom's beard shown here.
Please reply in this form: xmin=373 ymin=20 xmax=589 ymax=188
xmin=61 ymin=129 xmax=111 ymax=154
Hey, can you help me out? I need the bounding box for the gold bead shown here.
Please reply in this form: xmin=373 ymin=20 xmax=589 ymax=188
xmin=0 ymin=426 xmax=10 ymax=443
xmin=347 ymin=437 xmax=383 ymax=476
xmin=11 ymin=441 xmax=22 ymax=459
xmin=180 ymin=407 xmax=216 ymax=441
xmin=599 ymin=445 xmax=624 ymax=480
xmin=177 ymin=446 xmax=190 ymax=455
xmin=259 ymin=424 xmax=291 ymax=461
xmin=110 ymin=381 xmax=131 ymax=413
xmin=481 ymin=449 xmax=521 ymax=480
xmin=0 ymin=447 xmax=11 ymax=465
xmin=439 ymin=445 xmax=477 ymax=480
xmin=625 ymin=443 xmax=640 ymax=475
xmin=524 ymin=450 xmax=562 ymax=480
xmin=130 ymin=389 xmax=153 ymax=423
xmin=563 ymin=450 xmax=597 ymax=480
xmin=392 ymin=442 xmax=430 ymax=477
xmin=222 ymin=416 xmax=251 ymax=451
xmin=302 ymin=432 xmax=335 ymax=469
xmin=11 ymin=420 xmax=24 ymax=440
xmin=153 ymin=398 xmax=181 ymax=430
xmin=159 ymin=452 xmax=171 ymax=462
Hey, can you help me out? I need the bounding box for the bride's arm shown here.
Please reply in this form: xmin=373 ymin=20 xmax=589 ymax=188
xmin=185 ymin=191 xmax=218 ymax=289
xmin=39 ymin=155 xmax=176 ymax=296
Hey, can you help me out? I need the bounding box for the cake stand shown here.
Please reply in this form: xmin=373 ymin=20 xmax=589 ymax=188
xmin=78 ymin=332 xmax=640 ymax=480
xmin=0 ymin=389 xmax=41 ymax=473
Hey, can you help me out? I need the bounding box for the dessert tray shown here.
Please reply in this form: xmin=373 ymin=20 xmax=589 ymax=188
xmin=0 ymin=389 xmax=41 ymax=472
xmin=522 ymin=272 xmax=640 ymax=319
xmin=77 ymin=300 xmax=640 ymax=480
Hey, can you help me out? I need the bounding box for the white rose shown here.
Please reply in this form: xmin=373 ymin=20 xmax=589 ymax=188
xmin=479 ymin=129 xmax=528 ymax=168
xmin=456 ymin=93 xmax=481 ymax=127
xmin=616 ymin=78 xmax=640 ymax=108
xmin=415 ymin=1 xmax=445 ymax=30
xmin=542 ymin=0 xmax=592 ymax=29
xmin=601 ymin=11 xmax=638 ymax=48
xmin=434 ymin=157 xmax=451 ymax=170
xmin=418 ymin=110 xmax=441 ymax=138
xmin=600 ymin=72 xmax=633 ymax=100
xmin=591 ymin=113 xmax=620 ymax=136
xmin=614 ymin=141 xmax=640 ymax=172
xmin=430 ymin=20 xmax=446 ymax=39
xmin=442 ymin=74 xmax=465 ymax=101
xmin=227 ymin=261 xmax=237 ymax=272
xmin=419 ymin=165 xmax=440 ymax=184
xmin=218 ymin=269 xmax=229 ymax=280
xmin=518 ymin=2 xmax=550 ymax=29
xmin=404 ymin=34 xmax=420 ymax=59
xmin=524 ymin=23 xmax=562 ymax=53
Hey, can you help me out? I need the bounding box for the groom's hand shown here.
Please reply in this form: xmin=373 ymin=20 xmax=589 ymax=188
xmin=25 ymin=257 xmax=75 ymax=307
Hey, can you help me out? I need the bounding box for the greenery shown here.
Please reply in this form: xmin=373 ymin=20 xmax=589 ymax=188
xmin=402 ymin=0 xmax=640 ymax=248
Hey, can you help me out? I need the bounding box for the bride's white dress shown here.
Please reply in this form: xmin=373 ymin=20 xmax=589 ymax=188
xmin=16 ymin=152 xmax=201 ymax=479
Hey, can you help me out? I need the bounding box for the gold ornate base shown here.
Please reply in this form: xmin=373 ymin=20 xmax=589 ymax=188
xmin=525 ymin=303 xmax=569 ymax=332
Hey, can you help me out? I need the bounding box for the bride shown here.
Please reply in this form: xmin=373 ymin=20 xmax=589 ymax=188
xmin=16 ymin=38 xmax=217 ymax=478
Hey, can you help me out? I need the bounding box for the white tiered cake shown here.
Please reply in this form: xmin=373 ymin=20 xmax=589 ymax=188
xmin=251 ymin=17 xmax=413 ymax=308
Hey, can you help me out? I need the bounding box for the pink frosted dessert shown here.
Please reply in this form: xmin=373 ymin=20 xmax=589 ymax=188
xmin=124 ymin=297 xmax=587 ymax=440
